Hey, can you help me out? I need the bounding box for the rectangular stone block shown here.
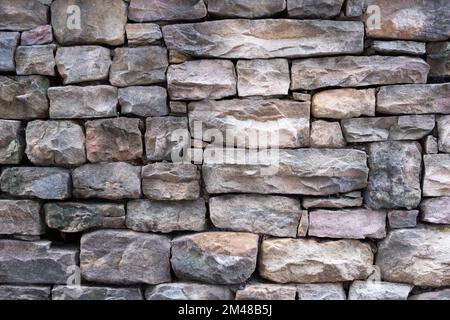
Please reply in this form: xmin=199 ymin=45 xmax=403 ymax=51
xmin=0 ymin=32 xmax=19 ymax=72
xmin=0 ymin=0 xmax=49 ymax=31
xmin=21 ymin=25 xmax=53 ymax=46
xmin=420 ymin=197 xmax=450 ymax=224
xmin=236 ymin=284 xmax=296 ymax=300
xmin=0 ymin=200 xmax=44 ymax=236
xmin=0 ymin=285 xmax=50 ymax=300
xmin=52 ymin=285 xmax=142 ymax=300
xmin=0 ymin=120 xmax=24 ymax=164
xmin=126 ymin=23 xmax=162 ymax=46
xmin=15 ymin=45 xmax=56 ymax=76
xmin=118 ymin=86 xmax=168 ymax=117
xmin=388 ymin=210 xmax=418 ymax=229
xmin=302 ymin=192 xmax=363 ymax=209
xmin=370 ymin=40 xmax=426 ymax=56
xmin=207 ymin=0 xmax=286 ymax=18
xmin=297 ymin=283 xmax=346 ymax=300
xmin=427 ymin=42 xmax=450 ymax=79
xmin=423 ymin=154 xmax=450 ymax=197
xmin=128 ymin=0 xmax=207 ymax=22
xmin=287 ymin=0 xmax=344 ymax=18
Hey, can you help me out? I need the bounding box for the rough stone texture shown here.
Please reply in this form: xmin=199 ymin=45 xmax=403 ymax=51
xmin=146 ymin=283 xmax=233 ymax=300
xmin=207 ymin=0 xmax=286 ymax=18
xmin=287 ymin=0 xmax=345 ymax=18
xmin=388 ymin=210 xmax=418 ymax=229
xmin=118 ymin=86 xmax=168 ymax=117
xmin=420 ymin=197 xmax=450 ymax=224
xmin=297 ymin=284 xmax=346 ymax=300
xmin=438 ymin=116 xmax=450 ymax=153
xmin=345 ymin=0 xmax=363 ymax=17
xmin=371 ymin=41 xmax=426 ymax=56
xmin=423 ymin=155 xmax=450 ymax=197
xmin=236 ymin=284 xmax=296 ymax=300
xmin=0 ymin=32 xmax=19 ymax=72
xmin=128 ymin=0 xmax=207 ymax=22
xmin=0 ymin=286 xmax=50 ymax=300
xmin=409 ymin=289 xmax=450 ymax=300
xmin=0 ymin=200 xmax=44 ymax=236
xmin=302 ymin=192 xmax=363 ymax=209
xmin=15 ymin=45 xmax=56 ymax=76
xmin=171 ymin=232 xmax=259 ymax=284
xmin=170 ymin=101 xmax=187 ymax=114
xmin=297 ymin=210 xmax=309 ymax=237
xmin=427 ymin=42 xmax=450 ymax=79
xmin=0 ymin=120 xmax=24 ymax=164
xmin=310 ymin=121 xmax=346 ymax=148
xmin=348 ymin=281 xmax=412 ymax=300
xmin=0 ymin=0 xmax=48 ymax=31
xmin=52 ymin=286 xmax=143 ymax=300
xmin=80 ymin=230 xmax=171 ymax=285
xmin=424 ymin=136 xmax=439 ymax=154
xmin=21 ymin=25 xmax=53 ymax=46
xmin=126 ymin=24 xmax=162 ymax=46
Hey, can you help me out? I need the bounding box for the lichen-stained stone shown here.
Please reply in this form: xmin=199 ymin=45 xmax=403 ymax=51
xmin=21 ymin=25 xmax=53 ymax=46
xmin=291 ymin=56 xmax=429 ymax=90
xmin=0 ymin=240 xmax=78 ymax=284
xmin=145 ymin=117 xmax=189 ymax=161
xmin=0 ymin=0 xmax=49 ymax=31
xmin=420 ymin=197 xmax=450 ymax=224
xmin=377 ymin=84 xmax=450 ymax=114
xmin=370 ymin=40 xmax=426 ymax=56
xmin=203 ymin=148 xmax=368 ymax=195
xmin=171 ymin=232 xmax=259 ymax=284
xmin=237 ymin=59 xmax=290 ymax=97
xmin=0 ymin=32 xmax=19 ymax=72
xmin=142 ymin=163 xmax=200 ymax=201
xmin=128 ymin=0 xmax=207 ymax=22
xmin=168 ymin=60 xmax=237 ymax=101
xmin=51 ymin=0 xmax=127 ymax=45
xmin=118 ymin=86 xmax=168 ymax=117
xmin=348 ymin=281 xmax=412 ymax=300
xmin=409 ymin=289 xmax=450 ymax=300
xmin=388 ymin=210 xmax=418 ymax=229
xmin=0 ymin=286 xmax=50 ymax=300
xmin=259 ymin=238 xmax=373 ymax=283
xmin=364 ymin=0 xmax=450 ymax=41
xmin=312 ymin=89 xmax=376 ymax=119
xmin=110 ymin=46 xmax=168 ymax=87
xmin=0 ymin=120 xmax=24 ymax=164
xmin=146 ymin=283 xmax=233 ymax=300
xmin=310 ymin=121 xmax=346 ymax=148
xmin=236 ymin=284 xmax=296 ymax=300
xmin=287 ymin=0 xmax=345 ymax=18
xmin=85 ymin=118 xmax=143 ymax=163
xmin=162 ymin=20 xmax=364 ymax=59
xmin=126 ymin=24 xmax=162 ymax=46
xmin=427 ymin=42 xmax=450 ymax=79
xmin=438 ymin=116 xmax=450 ymax=153
xmin=48 ymin=85 xmax=118 ymax=119
xmin=376 ymin=225 xmax=450 ymax=287
xmin=72 ymin=163 xmax=141 ymax=200
xmin=25 ymin=120 xmax=86 ymax=166
xmin=0 ymin=167 xmax=71 ymax=200
xmin=297 ymin=283 xmax=346 ymax=300
xmin=0 ymin=200 xmax=44 ymax=236
xmin=423 ymin=155 xmax=450 ymax=197
xmin=424 ymin=136 xmax=438 ymax=154
xmin=209 ymin=195 xmax=302 ymax=238
xmin=126 ymin=200 xmax=206 ymax=233
xmin=45 ymin=202 xmax=126 ymax=233
xmin=207 ymin=0 xmax=286 ymax=18
xmin=80 ymin=230 xmax=171 ymax=285
xmin=302 ymin=192 xmax=363 ymax=209
xmin=15 ymin=45 xmax=56 ymax=76
xmin=341 ymin=115 xmax=435 ymax=143
xmin=0 ymin=75 xmax=49 ymax=120
xmin=188 ymin=99 xmax=310 ymax=148
xmin=308 ymin=209 xmax=386 ymax=239
xmin=52 ymin=286 xmax=143 ymax=300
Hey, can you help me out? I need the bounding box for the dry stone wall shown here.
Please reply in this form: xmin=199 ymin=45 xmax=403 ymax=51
xmin=0 ymin=0 xmax=450 ymax=300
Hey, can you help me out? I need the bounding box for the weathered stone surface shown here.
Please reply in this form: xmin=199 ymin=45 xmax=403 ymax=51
xmin=297 ymin=210 xmax=309 ymax=237
xmin=302 ymin=192 xmax=363 ymax=209
xmin=0 ymin=167 xmax=71 ymax=200
xmin=142 ymin=163 xmax=200 ymax=200
xmin=126 ymin=23 xmax=162 ymax=46
xmin=209 ymin=195 xmax=301 ymax=237
xmin=371 ymin=40 xmax=426 ymax=56
xmin=237 ymin=59 xmax=290 ymax=97
xmin=0 ymin=200 xmax=44 ymax=236
xmin=55 ymin=46 xmax=111 ymax=84
xmin=388 ymin=210 xmax=418 ymax=229
xmin=293 ymin=92 xmax=311 ymax=102
xmin=73 ymin=163 xmax=141 ymax=200
xmin=51 ymin=0 xmax=127 ymax=45
xmin=423 ymin=155 xmax=450 ymax=197
xmin=0 ymin=120 xmax=24 ymax=164
xmin=291 ymin=56 xmax=429 ymax=90
xmin=310 ymin=121 xmax=346 ymax=148
xmin=0 ymin=0 xmax=48 ymax=31
xmin=420 ymin=197 xmax=450 ymax=224
xmin=345 ymin=0 xmax=363 ymax=17
xmin=171 ymin=232 xmax=259 ymax=284
xmin=0 ymin=32 xmax=19 ymax=72
xmin=48 ymin=85 xmax=117 ymax=119
xmin=424 ymin=135 xmax=438 ymax=154
xmin=409 ymin=289 xmax=450 ymax=300
xmin=168 ymin=60 xmax=236 ymax=101
xmin=348 ymin=281 xmax=412 ymax=300
xmin=365 ymin=142 xmax=422 ymax=209
xmin=128 ymin=0 xmax=207 ymax=22
xmin=427 ymin=42 xmax=450 ymax=79
xmin=126 ymin=200 xmax=206 ymax=233
xmin=236 ymin=284 xmax=296 ymax=300
xmin=260 ymin=238 xmax=373 ymax=283
xmin=118 ymin=86 xmax=168 ymax=117
xmin=0 ymin=240 xmax=78 ymax=284
xmin=438 ymin=116 xmax=450 ymax=153
xmin=80 ymin=230 xmax=171 ymax=284
xmin=162 ymin=20 xmax=364 ymax=59
xmin=312 ymin=89 xmax=376 ymax=119
xmin=169 ymin=50 xmax=191 ymax=64
xmin=377 ymin=225 xmax=450 ymax=287
xmin=26 ymin=120 xmax=86 ymax=166
xmin=297 ymin=283 xmax=346 ymax=300
xmin=207 ymin=0 xmax=286 ymax=18
xmin=52 ymin=286 xmax=143 ymax=300
xmin=110 ymin=46 xmax=168 ymax=87
xmin=188 ymin=99 xmax=310 ymax=148
xmin=170 ymin=101 xmax=187 ymax=114
xmin=0 ymin=75 xmax=49 ymax=120
xmin=15 ymin=45 xmax=56 ymax=76
xmin=21 ymin=25 xmax=53 ymax=46
xmin=146 ymin=283 xmax=233 ymax=300
xmin=377 ymin=84 xmax=450 ymax=114
xmin=309 ymin=209 xmax=386 ymax=239
xmin=45 ymin=202 xmax=125 ymax=233
xmin=287 ymin=0 xmax=344 ymax=18
xmin=0 ymin=285 xmax=50 ymax=300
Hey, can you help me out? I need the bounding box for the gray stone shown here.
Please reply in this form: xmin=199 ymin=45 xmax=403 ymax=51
xmin=420 ymin=197 xmax=450 ymax=224
xmin=0 ymin=200 xmax=44 ymax=236
xmin=370 ymin=40 xmax=426 ymax=56
xmin=0 ymin=286 xmax=50 ymax=300
xmin=207 ymin=0 xmax=286 ymax=18
xmin=424 ymin=135 xmax=438 ymax=154
xmin=427 ymin=42 xmax=450 ymax=79
xmin=21 ymin=25 xmax=53 ymax=46
xmin=348 ymin=281 xmax=412 ymax=300
xmin=423 ymin=155 xmax=450 ymax=197
xmin=388 ymin=210 xmax=418 ymax=229
xmin=409 ymin=289 xmax=450 ymax=300
xmin=126 ymin=23 xmax=162 ymax=46
xmin=170 ymin=101 xmax=187 ymax=114
xmin=0 ymin=32 xmax=19 ymax=72
xmin=52 ymin=286 xmax=143 ymax=300
xmin=310 ymin=121 xmax=346 ymax=148
xmin=0 ymin=120 xmax=24 ymax=164
xmin=297 ymin=284 xmax=346 ymax=300
xmin=345 ymin=0 xmax=363 ymax=17
xmin=118 ymin=86 xmax=168 ymax=117
xmin=302 ymin=192 xmax=363 ymax=209
xmin=287 ymin=0 xmax=344 ymax=18
xmin=146 ymin=283 xmax=233 ymax=300
xmin=0 ymin=0 xmax=48 ymax=31
xmin=236 ymin=284 xmax=296 ymax=300
xmin=15 ymin=45 xmax=56 ymax=76
xmin=438 ymin=116 xmax=450 ymax=152
xmin=128 ymin=0 xmax=207 ymax=22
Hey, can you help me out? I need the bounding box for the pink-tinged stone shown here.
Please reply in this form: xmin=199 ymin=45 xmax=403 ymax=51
xmin=423 ymin=155 xmax=450 ymax=197
xmin=420 ymin=197 xmax=450 ymax=224
xmin=388 ymin=210 xmax=418 ymax=229
xmin=21 ymin=25 xmax=53 ymax=46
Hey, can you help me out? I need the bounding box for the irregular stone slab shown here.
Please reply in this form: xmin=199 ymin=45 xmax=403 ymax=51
xmin=48 ymin=85 xmax=117 ymax=119
xmin=291 ymin=56 xmax=429 ymax=90
xmin=287 ymin=0 xmax=344 ymax=18
xmin=128 ymin=0 xmax=207 ymax=22
xmin=146 ymin=283 xmax=233 ymax=300
xmin=0 ymin=286 xmax=50 ymax=300
xmin=0 ymin=240 xmax=78 ymax=284
xmin=142 ymin=163 xmax=200 ymax=200
xmin=438 ymin=116 xmax=450 ymax=153
xmin=171 ymin=232 xmax=259 ymax=284
xmin=236 ymin=284 xmax=296 ymax=300
xmin=377 ymin=225 xmax=450 ymax=287
xmin=297 ymin=283 xmax=346 ymax=300
xmin=237 ymin=59 xmax=290 ymax=97
xmin=55 ymin=46 xmax=111 ymax=84
xmin=302 ymin=192 xmax=363 ymax=209
xmin=188 ymin=99 xmax=310 ymax=148
xmin=168 ymin=60 xmax=237 ymax=101
xmin=312 ymin=89 xmax=376 ymax=119
xmin=0 ymin=32 xmax=19 ymax=72
xmin=0 ymin=0 xmax=48 ymax=31
xmin=51 ymin=0 xmax=127 ymax=45
xmin=388 ymin=210 xmax=418 ymax=229
xmin=72 ymin=162 xmax=141 ymax=200
xmin=309 ymin=209 xmax=386 ymax=239
xmin=423 ymin=155 xmax=450 ymax=197
xmin=365 ymin=142 xmax=422 ymax=209
xmin=118 ymin=86 xmax=168 ymax=117
xmin=377 ymin=84 xmax=450 ymax=114
xmin=409 ymin=289 xmax=450 ymax=300
xmin=420 ymin=197 xmax=450 ymax=224
xmin=45 ymin=202 xmax=125 ymax=233
xmin=0 ymin=200 xmax=44 ymax=236
xmin=209 ymin=195 xmax=302 ymax=237
xmin=126 ymin=23 xmax=162 ymax=46
xmin=427 ymin=42 xmax=450 ymax=79
xmin=0 ymin=167 xmax=71 ymax=200
xmin=15 ymin=45 xmax=56 ymax=76
xmin=110 ymin=46 xmax=168 ymax=87
xmin=162 ymin=20 xmax=364 ymax=59
xmin=0 ymin=75 xmax=49 ymax=120
xmin=126 ymin=199 xmax=206 ymax=233
xmin=207 ymin=0 xmax=286 ymax=18
xmin=371 ymin=40 xmax=426 ymax=56
xmin=25 ymin=120 xmax=86 ymax=166
xmin=0 ymin=120 xmax=24 ymax=164
xmin=21 ymin=25 xmax=53 ymax=46
xmin=297 ymin=210 xmax=309 ymax=237
xmin=310 ymin=121 xmax=346 ymax=148
xmin=260 ymin=238 xmax=373 ymax=283
xmin=424 ymin=135 xmax=438 ymax=154
xmin=80 ymin=230 xmax=171 ymax=284
xmin=52 ymin=286 xmax=143 ymax=300
xmin=348 ymin=281 xmax=412 ymax=300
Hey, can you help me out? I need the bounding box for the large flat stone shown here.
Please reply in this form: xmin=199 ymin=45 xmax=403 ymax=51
xmin=0 ymin=0 xmax=48 ymax=31
xmin=128 ymin=0 xmax=207 ymax=22
xmin=207 ymin=0 xmax=286 ymax=18
xmin=0 ymin=32 xmax=19 ymax=72
xmin=52 ymin=286 xmax=143 ymax=300
xmin=420 ymin=197 xmax=450 ymax=224
xmin=348 ymin=281 xmax=412 ymax=300
xmin=0 ymin=286 xmax=50 ymax=300
xmin=287 ymin=0 xmax=344 ymax=18
xmin=0 ymin=200 xmax=44 ymax=236
xmin=146 ymin=283 xmax=233 ymax=300
xmin=0 ymin=120 xmax=24 ymax=164
xmin=423 ymin=155 xmax=450 ymax=197
xmin=118 ymin=86 xmax=168 ymax=117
